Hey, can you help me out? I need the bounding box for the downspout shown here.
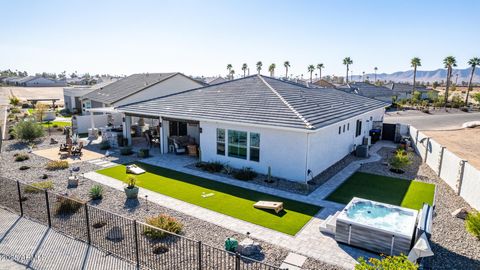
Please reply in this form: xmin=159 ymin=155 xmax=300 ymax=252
xmin=304 ymin=132 xmax=310 ymax=183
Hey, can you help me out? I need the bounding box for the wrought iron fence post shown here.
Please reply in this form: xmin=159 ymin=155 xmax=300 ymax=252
xmin=235 ymin=252 xmax=240 ymax=270
xmin=44 ymin=190 xmax=52 ymax=227
xmin=16 ymin=181 xmax=23 ymax=216
xmin=133 ymin=220 xmax=140 ymax=268
xmin=197 ymin=241 xmax=202 ymax=270
xmin=84 ymin=204 xmax=91 ymax=244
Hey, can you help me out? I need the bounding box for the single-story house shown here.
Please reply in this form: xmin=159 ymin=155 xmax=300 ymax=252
xmin=13 ymin=76 xmax=66 ymax=87
xmin=63 ymin=78 xmax=119 ymax=114
xmin=338 ymin=82 xmax=393 ymax=104
xmin=384 ymin=82 xmax=433 ymax=100
xmin=117 ymin=75 xmax=387 ymax=183
xmin=80 ymin=72 xmax=206 ymax=114
xmin=204 ymin=76 xmax=227 ymax=85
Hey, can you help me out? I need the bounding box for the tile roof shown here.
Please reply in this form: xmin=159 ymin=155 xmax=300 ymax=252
xmin=82 ymin=73 xmax=180 ymax=104
xmin=385 ymin=82 xmax=428 ymax=93
xmin=118 ymin=75 xmax=387 ymax=131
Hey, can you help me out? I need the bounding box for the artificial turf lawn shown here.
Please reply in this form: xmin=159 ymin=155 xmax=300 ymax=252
xmin=326 ymin=172 xmax=435 ymax=210
xmin=97 ymin=162 xmax=321 ymax=235
xmin=41 ymin=121 xmax=71 ymax=128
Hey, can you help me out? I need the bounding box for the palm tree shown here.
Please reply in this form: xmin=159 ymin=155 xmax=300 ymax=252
xmin=374 ymin=67 xmax=378 ymax=82
xmin=226 ymin=64 xmax=233 ymax=80
xmin=229 ymin=69 xmax=235 ymax=80
xmin=362 ymin=71 xmax=365 ymax=81
xmin=241 ymin=63 xmax=248 ymax=77
xmin=343 ymin=57 xmax=353 ymax=83
xmin=256 ymin=61 xmax=263 ymax=74
xmin=268 ymin=63 xmax=276 ymax=77
xmin=284 ymin=61 xmax=290 ymax=79
xmin=465 ymin=57 xmax=480 ymax=104
xmin=307 ymin=65 xmax=315 ymax=83
xmin=443 ymin=56 xmax=457 ymax=106
xmin=410 ymin=57 xmax=421 ymax=96
xmin=316 ymin=63 xmax=324 ymax=79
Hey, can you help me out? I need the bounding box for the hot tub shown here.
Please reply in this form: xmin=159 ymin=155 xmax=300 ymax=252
xmin=335 ymin=197 xmax=418 ymax=255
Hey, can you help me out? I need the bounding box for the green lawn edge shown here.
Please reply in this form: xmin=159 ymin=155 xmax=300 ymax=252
xmin=325 ymin=172 xmax=435 ymax=210
xmin=97 ymin=162 xmax=321 ymax=235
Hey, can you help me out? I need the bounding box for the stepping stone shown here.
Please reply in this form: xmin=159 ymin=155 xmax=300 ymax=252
xmin=279 ymin=263 xmax=301 ymax=270
xmin=282 ymin=252 xmax=307 ymax=269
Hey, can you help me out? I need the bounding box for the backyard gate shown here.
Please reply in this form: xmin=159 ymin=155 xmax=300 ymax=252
xmin=382 ymin=123 xmax=396 ymax=141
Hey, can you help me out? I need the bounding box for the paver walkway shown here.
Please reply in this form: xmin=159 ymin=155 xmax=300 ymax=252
xmin=0 ymin=208 xmax=138 ymax=270
xmin=85 ymin=141 xmax=395 ymax=269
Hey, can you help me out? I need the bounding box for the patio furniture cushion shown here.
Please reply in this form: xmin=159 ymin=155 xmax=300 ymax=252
xmin=253 ymin=201 xmax=284 ymax=213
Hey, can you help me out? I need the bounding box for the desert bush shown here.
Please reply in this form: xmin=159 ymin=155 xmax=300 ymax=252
xmin=99 ymin=141 xmax=110 ymax=150
xmin=13 ymin=120 xmax=45 ymax=142
xmin=233 ymin=167 xmax=257 ymax=181
xmin=45 ymin=160 xmax=69 ymax=171
xmin=89 ymin=185 xmax=104 ymax=200
xmin=389 ymin=149 xmax=412 ymax=173
xmin=24 ymin=180 xmax=54 ymax=193
xmin=466 ymin=211 xmax=480 ymax=239
xmin=195 ymin=161 xmax=224 ymax=173
xmin=356 ymin=255 xmax=417 ymax=269
xmin=125 ymin=175 xmax=137 ymax=188
xmin=55 ymin=196 xmax=83 ymax=216
xmin=144 ymin=214 xmax=183 ymax=239
xmin=14 ymin=153 xmax=29 ymax=162
xmin=120 ymin=146 xmax=133 ymax=155
xmin=10 ymin=107 xmax=21 ymax=114
xmin=9 ymin=96 xmax=20 ymax=106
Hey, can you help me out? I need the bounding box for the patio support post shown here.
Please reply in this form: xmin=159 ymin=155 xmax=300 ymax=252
xmin=159 ymin=117 xmax=165 ymax=154
xmin=457 ymin=160 xmax=467 ymax=196
xmin=124 ymin=115 xmax=132 ymax=146
xmin=424 ymin=137 xmax=430 ymax=162
xmin=90 ymin=111 xmax=95 ymax=130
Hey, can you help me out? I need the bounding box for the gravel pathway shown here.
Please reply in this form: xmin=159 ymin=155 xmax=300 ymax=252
xmin=359 ymin=147 xmax=480 ymax=270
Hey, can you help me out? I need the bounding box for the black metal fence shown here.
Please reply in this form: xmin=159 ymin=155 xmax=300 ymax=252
xmin=0 ymin=178 xmax=284 ymax=270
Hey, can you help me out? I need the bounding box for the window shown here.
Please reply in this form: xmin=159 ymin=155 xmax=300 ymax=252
xmin=228 ymin=130 xmax=247 ymax=159
xmin=355 ymin=120 xmax=362 ymax=137
xmin=250 ymin=133 xmax=260 ymax=162
xmin=343 ymin=125 xmax=346 ymax=133
xmin=347 ymin=123 xmax=350 ymax=131
xmin=169 ymin=121 xmax=187 ymax=136
xmin=338 ymin=126 xmax=341 ymax=134
xmin=216 ymin=128 xmax=225 ymax=155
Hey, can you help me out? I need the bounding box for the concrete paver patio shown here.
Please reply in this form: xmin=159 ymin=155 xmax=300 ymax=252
xmin=84 ymin=141 xmax=395 ymax=269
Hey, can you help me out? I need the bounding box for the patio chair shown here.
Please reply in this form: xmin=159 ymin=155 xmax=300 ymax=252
xmin=145 ymin=132 xmax=160 ymax=149
xmin=72 ymin=142 xmax=83 ymax=156
xmin=173 ymin=141 xmax=186 ymax=155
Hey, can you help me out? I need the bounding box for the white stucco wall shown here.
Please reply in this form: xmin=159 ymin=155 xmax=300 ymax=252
xmin=199 ymin=121 xmax=309 ymax=182
xmin=306 ymin=107 xmax=385 ymax=179
xmin=115 ymin=74 xmax=203 ymax=106
xmin=460 ymin=163 xmax=480 ymax=210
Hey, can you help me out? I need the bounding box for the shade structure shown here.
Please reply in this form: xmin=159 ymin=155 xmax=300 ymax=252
xmin=408 ymin=233 xmax=434 ymax=262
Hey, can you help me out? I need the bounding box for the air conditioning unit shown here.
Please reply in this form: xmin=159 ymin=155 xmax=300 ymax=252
xmin=356 ymin=145 xmax=369 ymax=158
xmin=362 ymin=136 xmax=371 ymax=146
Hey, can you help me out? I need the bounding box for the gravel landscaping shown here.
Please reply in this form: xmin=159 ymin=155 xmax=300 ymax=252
xmin=0 ymin=135 xmax=341 ymax=269
xmin=359 ymin=147 xmax=480 ymax=270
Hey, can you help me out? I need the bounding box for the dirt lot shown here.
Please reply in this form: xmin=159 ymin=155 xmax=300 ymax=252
xmin=1 ymin=86 xmax=65 ymax=105
xmin=425 ymin=127 xmax=480 ymax=169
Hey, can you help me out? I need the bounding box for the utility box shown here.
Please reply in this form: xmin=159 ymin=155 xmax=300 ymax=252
xmin=356 ymin=145 xmax=369 ymax=158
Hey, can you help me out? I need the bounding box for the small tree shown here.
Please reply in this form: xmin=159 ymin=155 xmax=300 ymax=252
xmin=356 ymin=255 xmax=418 ymax=270
xmin=14 ymin=120 xmax=45 ymax=142
xmin=9 ymin=96 xmax=20 ymax=106
xmin=389 ymin=149 xmax=412 ymax=173
xmin=465 ymin=211 xmax=480 ymax=239
xmin=472 ymin=93 xmax=480 ymax=104
xmin=35 ymin=103 xmax=50 ymax=122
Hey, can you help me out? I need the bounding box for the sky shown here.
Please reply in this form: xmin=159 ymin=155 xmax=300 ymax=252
xmin=1 ymin=0 xmax=479 ymax=78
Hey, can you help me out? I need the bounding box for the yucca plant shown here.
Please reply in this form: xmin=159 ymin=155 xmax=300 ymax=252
xmin=466 ymin=212 xmax=480 ymax=239
xmin=389 ymin=149 xmax=412 ymax=173
xmin=89 ymin=185 xmax=103 ymax=200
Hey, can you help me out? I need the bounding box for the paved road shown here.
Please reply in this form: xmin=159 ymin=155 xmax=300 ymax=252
xmin=385 ymin=110 xmax=480 ymax=130
xmin=0 ymin=208 xmax=138 ymax=270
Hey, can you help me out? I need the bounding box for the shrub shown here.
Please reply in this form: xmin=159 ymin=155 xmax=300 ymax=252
xmin=24 ymin=180 xmax=54 ymax=193
xmin=125 ymin=175 xmax=137 ymax=189
xmin=356 ymin=255 xmax=417 ymax=269
xmin=89 ymin=185 xmax=104 ymax=200
xmin=45 ymin=160 xmax=69 ymax=171
xmin=14 ymin=153 xmax=29 ymax=162
xmin=9 ymin=96 xmax=20 ymax=106
xmin=55 ymin=196 xmax=83 ymax=216
xmin=389 ymin=149 xmax=412 ymax=173
xmin=233 ymin=167 xmax=257 ymax=181
xmin=144 ymin=214 xmax=183 ymax=239
xmin=466 ymin=211 xmax=480 ymax=239
xmin=195 ymin=161 xmax=224 ymax=173
xmin=19 ymin=165 xmax=30 ymax=170
xmin=120 ymin=146 xmax=133 ymax=155
xmin=13 ymin=120 xmax=45 ymax=142
xmin=10 ymin=107 xmax=21 ymax=114
xmin=99 ymin=141 xmax=111 ymax=150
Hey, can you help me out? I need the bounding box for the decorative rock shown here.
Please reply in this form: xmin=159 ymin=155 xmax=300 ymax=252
xmin=106 ymin=226 xmax=124 ymax=241
xmin=451 ymin=208 xmax=469 ymax=220
xmin=237 ymin=238 xmax=260 ymax=256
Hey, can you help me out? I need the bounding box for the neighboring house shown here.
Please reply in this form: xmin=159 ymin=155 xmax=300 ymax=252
xmin=338 ymin=82 xmax=393 ymax=104
xmin=80 ymin=72 xmax=205 ymax=114
xmin=384 ymin=82 xmax=432 ymax=100
xmin=311 ymin=79 xmax=336 ymax=88
xmin=63 ymin=79 xmax=119 ymax=113
xmin=67 ymin=77 xmax=91 ymax=85
xmin=6 ymin=76 xmax=66 ymax=87
xmin=117 ymin=75 xmax=387 ymax=183
xmin=204 ymin=77 xmax=227 ymax=85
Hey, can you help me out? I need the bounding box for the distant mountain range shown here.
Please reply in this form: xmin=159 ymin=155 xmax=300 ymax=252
xmin=352 ymin=68 xmax=480 ymax=84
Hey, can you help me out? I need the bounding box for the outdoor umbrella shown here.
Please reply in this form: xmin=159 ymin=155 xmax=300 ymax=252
xmin=408 ymin=232 xmax=434 ymax=262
